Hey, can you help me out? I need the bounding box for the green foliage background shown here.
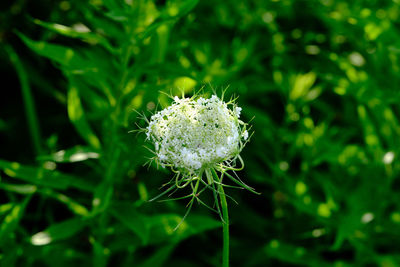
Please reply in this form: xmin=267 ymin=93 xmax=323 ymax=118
xmin=1 ymin=0 xmax=400 ymax=266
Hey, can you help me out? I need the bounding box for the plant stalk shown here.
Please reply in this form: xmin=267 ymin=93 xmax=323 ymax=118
xmin=219 ymin=183 xmax=229 ymax=267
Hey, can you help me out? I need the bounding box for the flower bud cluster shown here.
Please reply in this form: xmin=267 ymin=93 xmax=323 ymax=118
xmin=146 ymin=95 xmax=248 ymax=173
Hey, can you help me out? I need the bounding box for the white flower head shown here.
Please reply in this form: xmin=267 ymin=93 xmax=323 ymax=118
xmin=142 ymin=92 xmax=257 ymax=229
xmin=146 ymin=94 xmax=249 ymax=174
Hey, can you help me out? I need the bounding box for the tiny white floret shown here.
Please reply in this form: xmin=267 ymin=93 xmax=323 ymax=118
xmin=235 ymin=106 xmax=242 ymax=117
xmin=243 ymin=130 xmax=248 ymax=140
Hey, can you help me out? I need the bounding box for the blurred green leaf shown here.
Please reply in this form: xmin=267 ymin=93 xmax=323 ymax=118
xmin=289 ymin=72 xmax=317 ymax=101
xmin=139 ymin=244 xmax=176 ymax=267
xmin=264 ymin=240 xmax=322 ymax=266
xmin=357 ymin=104 xmax=382 ymax=154
xmin=33 ymin=19 xmax=115 ymax=52
xmin=41 ymin=189 xmax=90 ymax=216
xmin=5 ymin=44 xmax=42 ymax=156
xmin=110 ymin=202 xmax=149 ymax=245
xmin=91 ymin=181 xmax=113 ymax=215
xmin=0 ymin=183 xmax=37 ymax=194
xmin=38 ymin=146 xmax=100 ymax=163
xmin=146 ymin=213 xmax=221 ymax=244
xmin=30 ymin=217 xmax=87 ymax=246
xmin=18 ymin=33 xmax=86 ymax=68
xmin=67 ymin=85 xmax=101 ymax=149
xmin=0 ymin=159 xmax=93 ymax=192
xmin=91 ymin=148 xmax=120 ymax=215
xmin=165 ymin=0 xmax=199 ymax=18
xmin=0 ymin=203 xmax=13 ymax=215
xmin=0 ymin=197 xmax=30 ymax=246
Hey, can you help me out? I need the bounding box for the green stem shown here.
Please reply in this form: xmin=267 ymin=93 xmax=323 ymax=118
xmin=6 ymin=45 xmax=42 ymax=156
xmin=209 ymin=168 xmax=230 ymax=266
xmin=219 ymin=183 xmax=229 ymax=267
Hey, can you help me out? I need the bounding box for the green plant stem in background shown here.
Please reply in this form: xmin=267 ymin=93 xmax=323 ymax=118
xmin=219 ymin=183 xmax=230 ymax=267
xmin=5 ymin=45 xmax=42 ymax=156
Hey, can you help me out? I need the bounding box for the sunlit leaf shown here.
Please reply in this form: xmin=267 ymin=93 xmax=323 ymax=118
xmin=38 ymin=146 xmax=100 ymax=163
xmin=31 ymin=217 xmax=87 ymax=246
